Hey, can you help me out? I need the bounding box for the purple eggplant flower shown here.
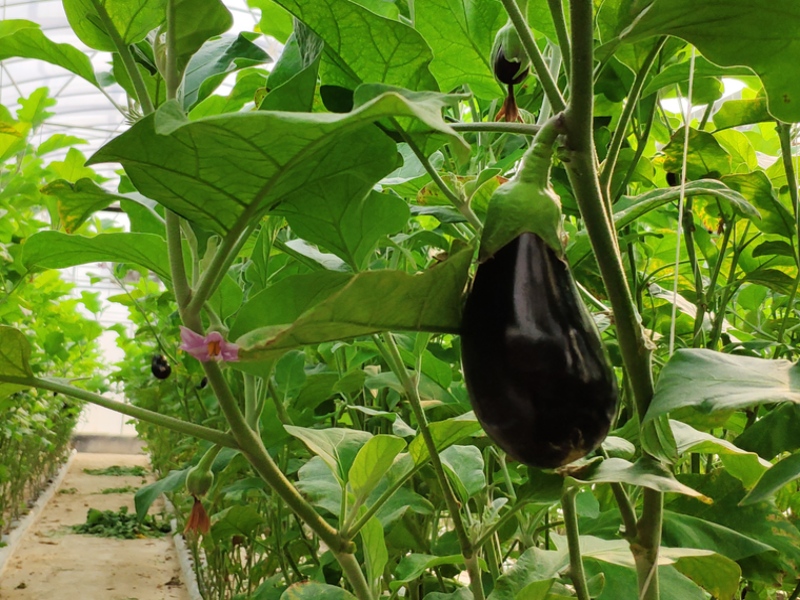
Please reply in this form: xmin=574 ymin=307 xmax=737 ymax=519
xmin=180 ymin=327 xmax=239 ymax=363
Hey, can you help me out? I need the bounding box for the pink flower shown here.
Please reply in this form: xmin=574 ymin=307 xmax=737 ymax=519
xmin=180 ymin=327 xmax=239 ymax=363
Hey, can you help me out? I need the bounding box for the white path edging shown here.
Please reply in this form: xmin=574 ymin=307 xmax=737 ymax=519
xmin=0 ymin=449 xmax=77 ymax=578
xmin=164 ymin=496 xmax=203 ymax=600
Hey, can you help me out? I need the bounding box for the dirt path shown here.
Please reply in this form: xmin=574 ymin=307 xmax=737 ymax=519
xmin=0 ymin=453 xmax=190 ymax=600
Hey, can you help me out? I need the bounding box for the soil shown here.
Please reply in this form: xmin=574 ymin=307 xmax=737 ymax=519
xmin=0 ymin=453 xmax=190 ymax=600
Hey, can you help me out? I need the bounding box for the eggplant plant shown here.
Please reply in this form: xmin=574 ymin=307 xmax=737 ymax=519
xmin=3 ymin=1 xmax=800 ymax=599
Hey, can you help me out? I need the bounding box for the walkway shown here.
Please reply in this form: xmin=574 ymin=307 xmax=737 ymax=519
xmin=0 ymin=453 xmax=189 ymax=600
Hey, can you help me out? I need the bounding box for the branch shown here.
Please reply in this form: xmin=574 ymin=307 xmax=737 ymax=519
xmin=3 ymin=375 xmax=237 ymax=449
xmin=562 ymin=488 xmax=590 ymax=600
xmin=451 ymin=122 xmax=541 ymax=136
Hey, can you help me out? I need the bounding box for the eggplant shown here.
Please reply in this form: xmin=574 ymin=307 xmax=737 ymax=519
xmin=461 ymin=232 xmax=618 ymax=469
xmin=151 ymin=354 xmax=171 ymax=379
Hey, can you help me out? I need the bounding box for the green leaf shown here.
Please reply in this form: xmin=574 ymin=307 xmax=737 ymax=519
xmin=440 ymin=444 xmax=486 ymax=502
xmin=22 ymin=231 xmax=172 ymax=285
xmin=671 ymin=420 xmax=770 ymax=487
xmin=620 ymin=0 xmax=800 ymax=122
xmin=259 ymin=54 xmax=320 ymax=113
xmin=276 ymin=190 xmax=410 ymax=271
xmin=734 ymin=403 xmax=800 ymax=460
xmin=211 ymin=504 xmax=266 ymax=542
xmin=567 ymin=456 xmax=711 ymax=502
xmin=415 ymin=0 xmax=505 ymax=99
xmin=662 ymin=510 xmax=777 ymax=562
xmin=348 ymin=434 xmax=407 ymax=503
xmin=63 ymin=0 xmax=167 ymax=52
xmin=714 ymin=97 xmax=773 ymax=130
xmin=281 ymin=581 xmax=357 ymax=600
xmin=360 ymin=515 xmax=388 ymax=597
xmin=172 ymin=0 xmax=233 ymax=77
xmin=296 ymin=456 xmax=342 ymax=516
xmin=133 ymin=468 xmax=187 ymax=521
xmin=41 ymin=178 xmax=128 ymax=234
xmin=90 ymin=91 xmax=465 ymax=235
xmin=234 ymin=246 xmax=473 ymax=363
xmin=669 ymin=469 xmax=800 ymax=585
xmin=394 ymin=554 xmax=465 ymax=584
xmin=0 ymin=327 xmax=34 ymax=400
xmin=409 ymin=412 xmax=482 ymax=466
xmin=0 ymin=21 xmax=98 ymax=87
xmin=741 ymin=452 xmax=800 ymax=505
xmin=249 ymin=0 xmax=294 ymax=43
xmin=487 ymin=546 xmax=564 ymax=600
xmin=661 ymin=128 xmax=731 ymax=180
xmin=645 ymin=349 xmax=800 ymax=425
xmin=285 ymin=425 xmax=372 ymax=482
xmin=721 ymin=171 xmax=794 ymax=238
xmin=274 ymin=0 xmax=436 ymax=91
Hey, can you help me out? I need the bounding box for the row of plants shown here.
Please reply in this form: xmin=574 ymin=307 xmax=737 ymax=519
xmin=0 ymin=89 xmax=107 ymax=534
xmin=2 ymin=1 xmax=800 ymax=600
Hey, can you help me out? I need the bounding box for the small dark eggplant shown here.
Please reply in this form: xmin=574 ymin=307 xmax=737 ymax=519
xmin=151 ymin=354 xmax=172 ymax=379
xmin=461 ymin=232 xmax=618 ymax=469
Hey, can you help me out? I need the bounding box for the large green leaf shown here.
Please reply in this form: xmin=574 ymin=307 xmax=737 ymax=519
xmin=551 ymin=533 xmax=741 ymax=600
xmin=89 ymin=92 xmax=465 ymax=235
xmin=285 ymin=425 xmax=372 ymax=482
xmin=63 ymin=0 xmax=166 ymax=52
xmin=348 ymin=434 xmax=406 ymax=503
xmin=41 ymin=178 xmax=128 ymax=233
xmin=721 ymin=171 xmax=794 ymax=238
xmin=620 ymin=0 xmax=800 ymax=122
xmin=0 ymin=327 xmax=33 ymax=400
xmin=645 ymin=349 xmax=800 ymax=424
xmin=0 ymin=21 xmax=98 ymax=87
xmin=714 ymin=98 xmax=772 ymax=130
xmin=642 ymin=55 xmax=753 ymax=98
xmin=669 ymin=469 xmax=800 ymax=585
xmin=172 ymin=0 xmax=233 ymax=77
xmin=415 ymin=0 xmax=505 ymax=99
xmin=408 ymin=412 xmax=482 ymax=466
xmin=275 ymin=189 xmax=410 ymax=271
xmin=274 ymin=0 xmax=436 ymax=91
xmin=671 ymin=420 xmax=770 ymax=487
xmin=234 ymin=246 xmax=473 ymax=362
xmin=662 ymin=510 xmax=777 ymax=562
xmin=741 ymin=452 xmax=800 ymax=506
xmin=182 ymin=33 xmax=270 ymax=109
xmin=568 ymin=456 xmax=710 ymax=502
xmin=440 ymin=444 xmax=486 ymax=502
xmin=22 ymin=231 xmax=172 ymax=285
xmin=296 ymin=456 xmax=343 ymax=516
xmin=734 ymin=403 xmax=800 ymax=460
xmin=661 ymin=128 xmax=731 ymax=180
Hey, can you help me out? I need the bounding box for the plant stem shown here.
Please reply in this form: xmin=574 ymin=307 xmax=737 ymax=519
xmin=562 ymin=488 xmax=590 ymax=600
xmin=202 ymin=361 xmax=355 ymax=557
xmin=4 ymin=375 xmax=237 ymax=449
xmin=165 ymin=0 xmax=181 ymax=102
xmin=788 ymin=580 xmax=800 ymax=600
xmin=498 ymin=0 xmax=566 ymax=112
xmin=610 ymin=482 xmax=638 ymax=540
xmin=379 ymin=334 xmax=474 ymax=564
xmin=166 ymin=211 xmax=193 ymax=314
xmin=599 ymin=39 xmax=665 ymax=199
xmin=563 ymin=2 xmax=662 ymax=598
xmin=337 ymin=551 xmax=375 ymax=600
xmin=451 ymin=122 xmax=541 ymax=136
xmin=473 ymin=499 xmax=529 ymax=549
xmin=465 ymin=555 xmax=486 ymax=600
xmin=90 ymin=0 xmax=154 ymax=115
xmin=545 ymin=0 xmax=571 ymax=77
xmin=393 ymin=120 xmax=482 ymax=231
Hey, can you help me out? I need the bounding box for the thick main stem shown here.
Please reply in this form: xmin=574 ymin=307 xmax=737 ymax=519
xmin=563 ymin=2 xmax=661 ymax=598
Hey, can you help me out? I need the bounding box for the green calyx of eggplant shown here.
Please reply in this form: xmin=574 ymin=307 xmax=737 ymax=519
xmin=479 ymin=121 xmax=564 ymax=262
xmin=185 ymin=444 xmax=222 ymax=497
